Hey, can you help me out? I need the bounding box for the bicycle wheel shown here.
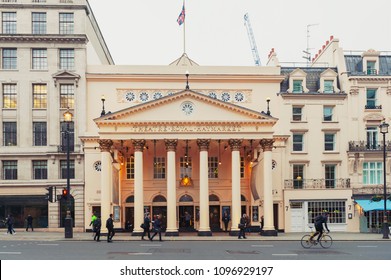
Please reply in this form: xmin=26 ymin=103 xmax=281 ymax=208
xmin=320 ymin=235 xmax=333 ymax=248
xmin=300 ymin=234 xmax=313 ymax=249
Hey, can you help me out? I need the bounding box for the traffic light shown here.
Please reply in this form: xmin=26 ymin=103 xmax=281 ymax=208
xmin=62 ymin=188 xmax=68 ymax=200
xmin=46 ymin=186 xmax=54 ymax=203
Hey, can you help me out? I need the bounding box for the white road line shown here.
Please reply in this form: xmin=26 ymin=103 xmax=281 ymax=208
xmin=37 ymin=244 xmax=59 ymax=246
xmin=251 ymin=245 xmax=274 ymax=248
xmin=357 ymin=245 xmax=378 ymax=248
xmin=272 ymin=254 xmax=298 ymax=256
xmin=128 ymin=252 xmax=153 ymax=255
xmin=140 ymin=244 xmax=162 ymax=247
xmin=0 ymin=252 xmax=21 ymax=254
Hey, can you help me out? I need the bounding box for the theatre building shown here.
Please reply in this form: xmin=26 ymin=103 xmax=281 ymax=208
xmin=83 ymin=59 xmax=286 ymax=235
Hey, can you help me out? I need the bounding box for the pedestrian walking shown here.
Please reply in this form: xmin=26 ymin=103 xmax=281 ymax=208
xmin=5 ymin=214 xmax=15 ymax=235
xmin=89 ymin=212 xmax=97 ymax=236
xmin=150 ymin=214 xmax=163 ymax=242
xmin=106 ymin=213 xmax=115 ymax=242
xmin=141 ymin=213 xmax=151 ymax=240
xmin=93 ymin=215 xmax=102 ymax=242
xmin=25 ymin=214 xmax=33 ymax=231
xmin=238 ymin=213 xmax=248 ymax=239
xmin=222 ymin=211 xmax=230 ymax=232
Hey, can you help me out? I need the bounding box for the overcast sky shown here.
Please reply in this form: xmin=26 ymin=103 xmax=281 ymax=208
xmin=89 ymin=0 xmax=391 ymax=66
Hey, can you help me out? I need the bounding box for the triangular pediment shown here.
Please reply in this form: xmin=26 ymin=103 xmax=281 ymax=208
xmin=52 ymin=70 xmax=80 ymax=87
xmin=95 ymin=89 xmax=276 ymax=125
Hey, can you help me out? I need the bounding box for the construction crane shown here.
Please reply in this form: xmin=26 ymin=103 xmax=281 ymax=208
xmin=244 ymin=13 xmax=261 ymax=66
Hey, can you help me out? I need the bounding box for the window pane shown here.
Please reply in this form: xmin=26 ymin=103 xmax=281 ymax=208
xmin=153 ymin=157 xmax=166 ymax=179
xmin=33 ymin=84 xmax=47 ymax=108
xmin=59 ymin=49 xmax=75 ymax=70
xmin=2 ymin=12 xmax=17 ymax=34
xmin=60 ymin=84 xmax=74 ymax=109
xmin=33 ymin=122 xmax=47 ymax=146
xmin=293 ymin=134 xmax=303 ymax=151
xmin=32 ymin=49 xmax=47 ymax=70
xmin=2 ymin=84 xmax=17 ymax=108
xmin=2 ymin=48 xmax=17 ymax=69
xmin=324 ymin=80 xmax=334 ymax=93
xmin=293 ymin=80 xmax=303 ymax=93
xmin=2 ymin=160 xmax=17 ymax=180
xmin=32 ymin=12 xmax=47 ymax=34
xmin=32 ymin=160 xmax=47 ymax=179
xmin=59 ymin=13 xmax=74 ymax=34
xmin=3 ymin=122 xmax=17 ymax=146
xmin=323 ymin=106 xmax=333 ymax=121
xmin=208 ymin=157 xmax=219 ymax=178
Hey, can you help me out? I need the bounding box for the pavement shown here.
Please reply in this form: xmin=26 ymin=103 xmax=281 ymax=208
xmin=1 ymin=229 xmax=390 ymax=242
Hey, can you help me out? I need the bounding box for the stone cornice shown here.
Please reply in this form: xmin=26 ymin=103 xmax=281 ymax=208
xmin=279 ymin=93 xmax=347 ymax=100
xmin=0 ymin=4 xmax=86 ymax=11
xmin=95 ymin=120 xmax=276 ymax=127
xmin=0 ymin=34 xmax=88 ymax=44
xmin=348 ymin=76 xmax=391 ymax=82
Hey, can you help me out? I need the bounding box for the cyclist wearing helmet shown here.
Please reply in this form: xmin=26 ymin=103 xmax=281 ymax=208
xmin=310 ymin=211 xmax=330 ymax=243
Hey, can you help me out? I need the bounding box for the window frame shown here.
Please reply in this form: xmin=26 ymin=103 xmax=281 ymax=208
xmin=208 ymin=156 xmax=219 ymax=178
xmin=59 ymin=49 xmax=75 ymax=70
xmin=2 ymin=48 xmax=17 ymax=70
xmin=153 ymin=157 xmax=166 ymax=179
xmin=325 ymin=164 xmax=336 ymax=188
xmin=3 ymin=121 xmax=17 ymax=146
xmin=60 ymin=84 xmax=75 ymax=109
xmin=59 ymin=12 xmax=74 ymax=35
xmin=292 ymin=133 xmax=304 ymax=152
xmin=2 ymin=84 xmax=17 ymax=109
xmin=2 ymin=12 xmax=17 ymax=34
xmin=292 ymin=80 xmax=303 ymax=93
xmin=32 ymin=160 xmax=48 ymax=180
xmin=31 ymin=48 xmax=48 ymax=70
xmin=32 ymin=12 xmax=47 ymax=34
xmin=32 ymin=84 xmax=47 ymax=109
xmin=323 ymin=106 xmax=333 ymax=122
xmin=363 ymin=162 xmax=383 ymax=185
xmin=33 ymin=122 xmax=47 ymax=146
xmin=60 ymin=159 xmax=75 ymax=179
xmin=292 ymin=106 xmax=302 ymax=121
xmin=324 ymin=133 xmax=336 ymax=151
xmin=2 ymin=160 xmax=17 ymax=180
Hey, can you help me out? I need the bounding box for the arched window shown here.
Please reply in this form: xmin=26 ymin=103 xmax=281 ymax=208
xmin=125 ymin=195 xmax=134 ymax=203
xmin=209 ymin=194 xmax=220 ymax=201
xmin=179 ymin=194 xmax=193 ymax=202
xmin=153 ymin=195 xmax=167 ymax=203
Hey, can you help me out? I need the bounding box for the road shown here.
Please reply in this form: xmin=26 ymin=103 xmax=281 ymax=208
xmin=0 ymin=240 xmax=390 ymax=260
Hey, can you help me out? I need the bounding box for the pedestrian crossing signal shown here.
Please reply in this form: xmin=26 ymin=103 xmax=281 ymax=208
xmin=62 ymin=188 xmax=68 ymax=200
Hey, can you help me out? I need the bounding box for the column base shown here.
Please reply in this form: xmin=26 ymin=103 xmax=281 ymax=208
xmin=260 ymin=229 xmax=278 ymax=236
xmin=198 ymin=231 xmax=212 ymax=236
xmin=229 ymin=230 xmax=240 ymax=236
xmin=165 ymin=231 xmax=179 ymax=237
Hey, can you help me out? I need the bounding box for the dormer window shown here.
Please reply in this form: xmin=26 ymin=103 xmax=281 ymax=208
xmin=287 ymin=68 xmax=309 ymax=93
xmin=293 ymin=80 xmax=303 ymax=93
xmin=362 ymin=49 xmax=380 ymax=75
xmin=319 ymin=68 xmax=339 ymax=94
xmin=366 ymin=61 xmax=377 ymax=75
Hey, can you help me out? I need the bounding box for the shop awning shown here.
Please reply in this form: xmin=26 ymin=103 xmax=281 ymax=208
xmin=355 ymin=199 xmax=391 ymax=211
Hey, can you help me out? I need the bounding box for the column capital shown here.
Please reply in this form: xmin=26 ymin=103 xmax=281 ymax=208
xmin=260 ymin=138 xmax=275 ymax=152
xmin=164 ymin=139 xmax=178 ymax=152
xmin=132 ymin=139 xmax=146 ymax=152
xmin=197 ymin=139 xmax=210 ymax=151
xmin=228 ymin=139 xmax=243 ymax=151
xmin=98 ymin=139 xmax=113 ymax=152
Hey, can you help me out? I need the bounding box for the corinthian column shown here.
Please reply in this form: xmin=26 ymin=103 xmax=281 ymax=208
xmin=98 ymin=139 xmax=113 ymax=233
xmin=260 ymin=138 xmax=277 ymax=236
xmin=132 ymin=139 xmax=146 ymax=236
xmin=197 ymin=139 xmax=212 ymax=236
xmin=165 ymin=139 xmax=179 ymax=236
xmin=228 ymin=139 xmax=242 ymax=236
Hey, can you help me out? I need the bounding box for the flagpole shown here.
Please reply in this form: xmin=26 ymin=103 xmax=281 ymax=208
xmin=183 ymin=0 xmax=186 ymax=54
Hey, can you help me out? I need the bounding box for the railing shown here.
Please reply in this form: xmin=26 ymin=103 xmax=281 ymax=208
xmin=32 ymin=0 xmax=46 ymax=2
xmin=58 ymin=145 xmax=76 ymax=153
xmin=352 ymin=185 xmax=391 ymax=195
xmin=1 ymin=0 xmax=17 ymax=2
xmin=284 ymin=178 xmax=350 ymax=190
xmin=365 ymin=104 xmax=382 ymax=110
xmin=60 ymin=0 xmax=73 ymax=3
xmin=367 ymin=69 xmax=377 ymax=75
xmin=348 ymin=141 xmax=391 ymax=152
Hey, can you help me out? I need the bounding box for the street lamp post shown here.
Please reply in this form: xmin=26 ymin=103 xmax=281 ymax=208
xmin=64 ymin=108 xmax=73 ymax=238
xmin=379 ymin=121 xmax=389 ymax=239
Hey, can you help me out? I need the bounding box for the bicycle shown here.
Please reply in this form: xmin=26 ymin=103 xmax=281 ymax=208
xmin=300 ymin=226 xmax=333 ymax=249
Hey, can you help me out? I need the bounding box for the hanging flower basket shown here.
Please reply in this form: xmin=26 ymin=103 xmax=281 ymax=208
xmin=371 ymin=195 xmax=382 ymax=202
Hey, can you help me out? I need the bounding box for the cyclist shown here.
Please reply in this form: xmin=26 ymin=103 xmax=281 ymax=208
xmin=310 ymin=211 xmax=330 ymax=243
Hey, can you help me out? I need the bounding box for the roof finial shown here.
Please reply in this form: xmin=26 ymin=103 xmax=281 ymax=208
xmin=185 ymin=70 xmax=190 ymax=90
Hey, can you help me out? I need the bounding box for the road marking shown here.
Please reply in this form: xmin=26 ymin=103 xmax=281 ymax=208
xmin=357 ymin=245 xmax=378 ymax=248
xmin=272 ymin=253 xmax=298 ymax=256
xmin=251 ymin=244 xmax=274 ymax=248
xmin=37 ymin=244 xmax=59 ymax=246
xmin=128 ymin=252 xmax=153 ymax=255
xmin=140 ymin=244 xmax=162 ymax=247
xmin=0 ymin=252 xmax=21 ymax=254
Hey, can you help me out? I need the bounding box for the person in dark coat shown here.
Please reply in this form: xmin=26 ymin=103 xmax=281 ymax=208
xmin=26 ymin=214 xmax=33 ymax=231
xmin=6 ymin=214 xmax=15 ymax=235
xmin=310 ymin=211 xmax=330 ymax=243
xmin=93 ymin=215 xmax=102 ymax=242
xmin=222 ymin=211 xmax=230 ymax=232
xmin=141 ymin=213 xmax=151 ymax=240
xmin=106 ymin=213 xmax=115 ymax=242
xmin=238 ymin=213 xmax=248 ymax=239
xmin=150 ymin=214 xmax=163 ymax=241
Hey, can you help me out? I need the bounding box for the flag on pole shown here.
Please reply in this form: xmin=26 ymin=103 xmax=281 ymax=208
xmin=177 ymin=4 xmax=185 ymax=25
